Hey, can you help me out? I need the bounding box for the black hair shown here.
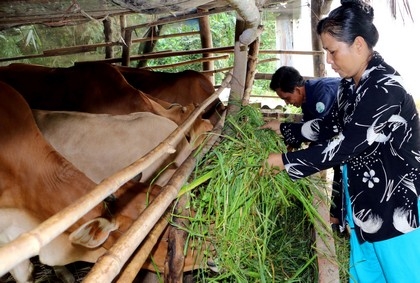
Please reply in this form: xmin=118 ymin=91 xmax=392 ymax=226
xmin=269 ymin=66 xmax=305 ymax=93
xmin=316 ymin=0 xmax=379 ymax=49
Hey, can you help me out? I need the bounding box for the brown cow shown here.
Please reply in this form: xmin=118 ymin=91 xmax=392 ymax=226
xmin=114 ymin=65 xmax=225 ymax=125
xmin=0 ymin=62 xmax=194 ymax=125
xmin=0 ymin=82 xmax=208 ymax=282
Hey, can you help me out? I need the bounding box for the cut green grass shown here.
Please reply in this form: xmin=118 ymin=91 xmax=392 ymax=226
xmin=174 ymin=104 xmax=347 ymax=282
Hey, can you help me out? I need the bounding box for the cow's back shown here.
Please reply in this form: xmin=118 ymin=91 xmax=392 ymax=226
xmin=0 ymin=62 xmax=147 ymax=114
xmin=33 ymin=110 xmax=192 ymax=184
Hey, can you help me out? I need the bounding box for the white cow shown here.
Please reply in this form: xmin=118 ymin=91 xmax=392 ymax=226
xmin=33 ymin=110 xmax=194 ymax=186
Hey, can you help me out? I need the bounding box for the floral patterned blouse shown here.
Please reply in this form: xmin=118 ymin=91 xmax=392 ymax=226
xmin=282 ymin=52 xmax=420 ymax=243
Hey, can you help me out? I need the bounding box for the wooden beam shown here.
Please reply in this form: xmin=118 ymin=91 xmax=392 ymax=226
xmin=132 ymin=31 xmax=200 ymax=44
xmin=142 ymin=55 xmax=229 ymax=70
xmin=255 ymin=73 xmax=316 ymax=81
xmin=124 ymin=6 xmax=234 ymax=32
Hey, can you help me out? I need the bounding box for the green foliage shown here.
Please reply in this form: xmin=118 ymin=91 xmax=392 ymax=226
xmin=0 ymin=20 xmax=109 ymax=67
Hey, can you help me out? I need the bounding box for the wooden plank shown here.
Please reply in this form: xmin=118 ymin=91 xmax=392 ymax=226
xmin=313 ymin=171 xmax=340 ymax=283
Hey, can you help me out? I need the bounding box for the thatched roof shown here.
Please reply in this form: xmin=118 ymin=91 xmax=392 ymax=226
xmin=0 ymin=0 xmax=305 ymax=31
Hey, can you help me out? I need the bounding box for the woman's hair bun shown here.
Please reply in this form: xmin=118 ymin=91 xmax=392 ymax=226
xmin=341 ymin=0 xmax=359 ymax=4
xmin=340 ymin=0 xmax=374 ymax=20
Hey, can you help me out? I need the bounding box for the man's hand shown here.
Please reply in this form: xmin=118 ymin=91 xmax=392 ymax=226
xmin=258 ymin=120 xmax=281 ymax=135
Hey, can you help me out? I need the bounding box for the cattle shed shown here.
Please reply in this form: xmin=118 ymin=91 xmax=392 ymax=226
xmin=0 ymin=1 xmax=343 ymax=282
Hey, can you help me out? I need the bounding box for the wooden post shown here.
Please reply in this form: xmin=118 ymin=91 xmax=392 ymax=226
xmin=164 ymin=193 xmax=190 ymax=283
xmin=137 ymin=25 xmax=162 ymax=68
xmin=103 ymin=17 xmax=113 ymax=59
xmin=311 ymin=0 xmax=326 ymax=77
xmin=242 ymin=27 xmax=262 ymax=106
xmin=198 ymin=9 xmax=214 ymax=84
xmin=275 ymin=15 xmax=293 ymax=66
xmin=227 ymin=17 xmax=247 ymax=116
xmin=313 ymin=171 xmax=340 ymax=283
xmin=121 ymin=27 xmax=132 ymax=66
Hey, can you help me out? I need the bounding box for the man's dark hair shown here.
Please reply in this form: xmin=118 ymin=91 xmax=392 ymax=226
xmin=270 ymin=66 xmax=305 ymax=93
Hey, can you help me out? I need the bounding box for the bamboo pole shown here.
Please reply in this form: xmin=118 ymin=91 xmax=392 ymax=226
xmin=142 ymin=55 xmax=229 ymax=70
xmin=83 ymin=73 xmax=232 ymax=283
xmin=132 ymin=31 xmax=200 ymax=44
xmin=110 ymin=106 xmax=227 ymax=283
xmin=201 ymin=66 xmax=233 ymax=75
xmin=254 ymin=73 xmax=317 ymax=81
xmin=115 ymin=211 xmax=171 ymax=282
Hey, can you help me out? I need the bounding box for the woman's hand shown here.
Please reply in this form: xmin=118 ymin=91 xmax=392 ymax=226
xmin=261 ymin=153 xmax=285 ymax=175
xmin=266 ymin=153 xmax=285 ymax=171
xmin=258 ymin=120 xmax=281 ymax=135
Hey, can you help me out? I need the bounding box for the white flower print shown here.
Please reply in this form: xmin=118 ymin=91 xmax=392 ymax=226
xmin=363 ymin=169 xmax=380 ymax=188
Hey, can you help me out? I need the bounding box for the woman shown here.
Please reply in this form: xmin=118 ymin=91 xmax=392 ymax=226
xmin=263 ymin=1 xmax=420 ymax=282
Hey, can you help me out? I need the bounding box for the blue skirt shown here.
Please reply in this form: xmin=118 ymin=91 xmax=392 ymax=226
xmin=342 ymin=164 xmax=420 ymax=283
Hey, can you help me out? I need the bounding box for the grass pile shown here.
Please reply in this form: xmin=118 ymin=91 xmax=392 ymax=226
xmin=178 ymin=105 xmax=331 ymax=282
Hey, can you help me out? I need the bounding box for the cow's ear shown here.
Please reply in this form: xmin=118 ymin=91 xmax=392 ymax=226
xmin=69 ymin=218 xmax=118 ymax=248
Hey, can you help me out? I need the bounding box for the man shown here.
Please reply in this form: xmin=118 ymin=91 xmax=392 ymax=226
xmin=261 ymin=66 xmax=344 ymax=234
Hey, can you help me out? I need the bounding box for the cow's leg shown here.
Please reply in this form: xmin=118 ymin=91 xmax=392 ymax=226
xmin=53 ymin=265 xmax=75 ymax=283
xmin=133 ymin=270 xmax=160 ymax=283
xmin=0 ymin=211 xmax=34 ymax=283
xmin=9 ymin=260 xmax=34 ymax=283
